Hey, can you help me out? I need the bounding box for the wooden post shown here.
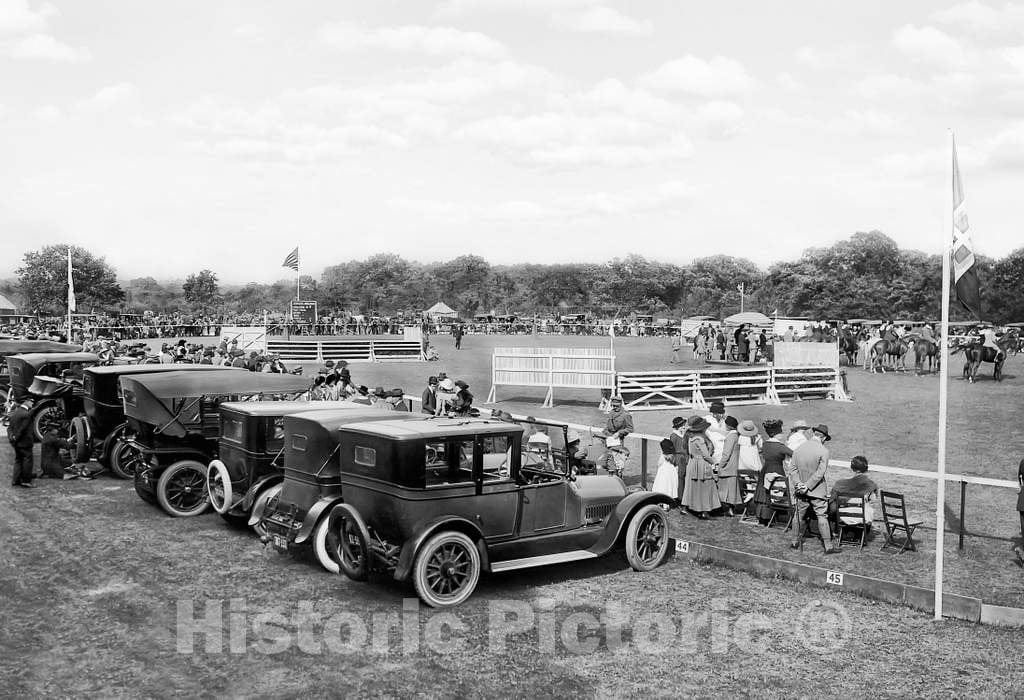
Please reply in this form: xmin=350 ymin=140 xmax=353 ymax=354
xmin=958 ymin=480 xmax=967 ymax=550
xmin=640 ymin=438 xmax=648 ymax=490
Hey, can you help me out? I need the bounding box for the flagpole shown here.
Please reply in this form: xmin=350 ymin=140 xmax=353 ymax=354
xmin=934 ymin=132 xmax=954 ymax=621
xmin=296 ymin=246 xmax=300 ymax=302
xmin=66 ymin=248 xmax=73 ymax=345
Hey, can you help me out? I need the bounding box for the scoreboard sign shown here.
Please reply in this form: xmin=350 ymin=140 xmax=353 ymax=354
xmin=290 ymin=300 xmax=318 ymax=324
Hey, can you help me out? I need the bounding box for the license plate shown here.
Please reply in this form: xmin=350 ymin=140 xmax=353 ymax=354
xmin=272 ymin=534 xmax=288 ymax=551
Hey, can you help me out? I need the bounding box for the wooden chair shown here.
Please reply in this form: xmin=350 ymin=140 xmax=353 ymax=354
xmin=879 ymin=490 xmax=922 ymax=553
xmin=765 ymin=476 xmax=794 ymax=530
xmin=737 ymin=469 xmax=760 ymax=523
xmin=833 ymin=492 xmax=873 ymax=549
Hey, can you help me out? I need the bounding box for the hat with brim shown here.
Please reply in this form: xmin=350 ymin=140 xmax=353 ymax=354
xmin=709 ymin=401 xmax=725 ymax=414
xmin=812 ymin=424 xmax=832 ymax=441
xmin=790 ymin=419 xmax=809 ymax=431
xmin=686 ymin=415 xmax=710 ymax=432
xmin=390 ymin=388 xmax=404 ymax=397
xmin=738 ymin=420 xmax=758 ymax=437
xmin=671 ymin=416 xmax=685 ymax=429
xmin=372 ymin=386 xmax=386 ymax=397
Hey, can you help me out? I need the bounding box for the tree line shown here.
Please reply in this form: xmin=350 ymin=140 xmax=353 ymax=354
xmin=5 ymin=231 xmax=1024 ymax=323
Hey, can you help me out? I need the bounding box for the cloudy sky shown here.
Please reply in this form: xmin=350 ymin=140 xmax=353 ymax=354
xmin=1 ymin=0 xmax=1023 ymax=284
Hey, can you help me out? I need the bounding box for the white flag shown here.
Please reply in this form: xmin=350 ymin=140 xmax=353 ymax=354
xmin=67 ymin=248 xmax=76 ymax=312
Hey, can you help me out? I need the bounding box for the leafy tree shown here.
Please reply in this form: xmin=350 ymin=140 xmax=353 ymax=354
xmin=989 ymin=248 xmax=1024 ymax=323
xmin=182 ymin=269 xmax=221 ymax=313
xmin=17 ymin=244 xmax=124 ymax=314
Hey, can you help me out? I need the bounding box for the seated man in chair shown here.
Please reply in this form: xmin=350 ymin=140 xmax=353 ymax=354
xmin=829 ymin=455 xmax=878 ymax=522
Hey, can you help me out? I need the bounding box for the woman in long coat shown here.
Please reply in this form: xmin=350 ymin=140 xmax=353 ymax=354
xmin=680 ymin=415 xmax=721 ymax=519
xmin=754 ymin=418 xmax=792 ymax=524
xmin=716 ymin=416 xmax=742 ymax=515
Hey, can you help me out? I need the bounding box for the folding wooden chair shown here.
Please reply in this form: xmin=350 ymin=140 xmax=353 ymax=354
xmin=834 ymin=493 xmax=872 ymax=550
xmin=879 ymin=490 xmax=922 ymax=553
xmin=765 ymin=476 xmax=794 ymax=531
xmin=737 ymin=469 xmax=760 ymax=523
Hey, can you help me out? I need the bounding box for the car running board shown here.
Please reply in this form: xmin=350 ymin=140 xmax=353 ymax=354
xmin=490 ymin=550 xmax=598 ymax=573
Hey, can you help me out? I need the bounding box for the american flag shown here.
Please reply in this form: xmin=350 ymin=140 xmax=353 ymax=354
xmin=951 ymin=138 xmax=981 ymax=319
xmin=281 ymin=247 xmax=299 ymax=271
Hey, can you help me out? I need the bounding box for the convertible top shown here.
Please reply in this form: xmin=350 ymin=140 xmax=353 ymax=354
xmin=85 ymin=364 xmax=239 ymax=378
xmin=0 ymin=340 xmax=81 ymax=357
xmin=120 ymin=370 xmax=311 ymax=437
xmin=219 ymin=400 xmax=367 ymax=417
xmin=339 ymin=417 xmax=523 ymax=441
xmin=7 ymin=352 xmax=100 ymax=369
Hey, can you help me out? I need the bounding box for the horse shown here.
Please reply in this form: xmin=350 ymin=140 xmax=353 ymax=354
xmin=868 ymin=334 xmax=911 ymax=373
xmin=955 ymin=329 xmax=1019 ymax=383
xmin=837 ymin=328 xmax=859 ymax=366
xmin=903 ymin=334 xmax=940 ymax=375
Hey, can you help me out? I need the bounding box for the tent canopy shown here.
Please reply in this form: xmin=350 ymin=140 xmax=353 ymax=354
xmin=425 ymin=301 xmax=457 ymax=316
xmin=723 ymin=311 xmax=772 ymax=326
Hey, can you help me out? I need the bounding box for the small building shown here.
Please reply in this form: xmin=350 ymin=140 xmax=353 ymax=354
xmin=424 ymin=301 xmax=458 ymax=321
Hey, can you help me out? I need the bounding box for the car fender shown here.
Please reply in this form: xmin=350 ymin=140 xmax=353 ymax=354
xmin=325 ymin=502 xmax=371 ymax=553
xmin=247 ymin=482 xmax=283 ymax=527
xmin=586 ymin=491 xmax=674 ymax=557
xmin=393 ymin=515 xmax=487 ymax=582
xmin=241 ymin=474 xmax=284 ymax=511
xmin=296 ymin=496 xmax=344 ymax=544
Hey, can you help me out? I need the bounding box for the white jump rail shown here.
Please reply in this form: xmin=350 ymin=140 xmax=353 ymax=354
xmin=267 ymin=338 xmax=424 ymax=363
xmin=485 ymin=346 xmax=615 ymax=408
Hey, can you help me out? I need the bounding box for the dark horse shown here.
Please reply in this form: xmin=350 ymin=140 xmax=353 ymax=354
xmin=868 ymin=333 xmax=911 ymax=373
xmin=954 ymin=329 xmax=1019 ymax=383
xmin=903 ymin=334 xmax=940 ymax=375
xmin=838 ymin=328 xmax=859 ymax=366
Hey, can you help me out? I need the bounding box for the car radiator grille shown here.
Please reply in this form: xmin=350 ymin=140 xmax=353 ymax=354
xmin=585 ymin=503 xmax=615 ymax=523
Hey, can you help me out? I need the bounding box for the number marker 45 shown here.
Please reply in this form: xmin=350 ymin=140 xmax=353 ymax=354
xmin=826 ymin=570 xmax=844 ymax=586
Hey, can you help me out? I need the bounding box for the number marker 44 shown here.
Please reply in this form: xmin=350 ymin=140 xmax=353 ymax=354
xmin=674 ymin=540 xmax=689 ymax=553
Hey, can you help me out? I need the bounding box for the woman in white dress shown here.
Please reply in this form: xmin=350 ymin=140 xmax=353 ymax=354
xmin=651 ymin=438 xmax=679 ymax=507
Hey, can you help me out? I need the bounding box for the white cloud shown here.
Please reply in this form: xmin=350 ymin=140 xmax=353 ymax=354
xmin=930 ymin=1 xmax=1024 ymax=36
xmin=2 ymin=32 xmax=90 ymax=62
xmin=80 ymin=83 xmax=136 ymax=111
xmin=434 ymin=0 xmax=590 ymax=19
xmin=390 ymin=179 xmax=694 ymax=222
xmin=855 ymin=74 xmax=925 ymax=100
xmin=638 ymin=55 xmax=754 ymax=97
xmin=32 ymin=104 xmax=60 ymax=121
xmin=317 ymin=22 xmax=506 ymax=59
xmin=892 ymin=24 xmax=966 ymax=69
xmin=0 ymin=0 xmax=55 ymax=35
xmin=552 ymin=6 xmax=653 ymax=36
xmin=775 ymin=72 xmax=804 ymax=92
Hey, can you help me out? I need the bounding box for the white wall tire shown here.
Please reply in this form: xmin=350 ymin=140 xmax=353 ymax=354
xmin=206 ymin=460 xmax=233 ymax=514
xmin=625 ymin=504 xmax=670 ymax=572
xmin=69 ymin=416 xmax=91 ymax=463
xmin=412 ymin=531 xmax=480 ymax=609
xmin=313 ymin=516 xmax=340 ymax=574
xmin=156 ymin=460 xmax=210 ymax=517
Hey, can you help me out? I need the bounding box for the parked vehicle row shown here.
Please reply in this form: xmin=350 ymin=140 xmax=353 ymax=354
xmin=1 ymin=351 xmax=673 ymax=608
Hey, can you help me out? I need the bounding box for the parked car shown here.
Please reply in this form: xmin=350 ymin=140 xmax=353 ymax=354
xmin=120 ymin=370 xmax=311 ymax=517
xmin=0 ymin=340 xmax=81 ymax=419
xmin=257 ymin=408 xmax=429 ymax=573
xmin=288 ymin=416 xmax=673 ymax=608
xmin=4 ymin=352 xmax=100 ymax=441
xmin=70 ymin=364 xmax=240 ymax=478
xmin=205 ymin=401 xmax=374 ymax=533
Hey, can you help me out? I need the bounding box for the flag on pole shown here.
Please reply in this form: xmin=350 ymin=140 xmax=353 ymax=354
xmin=281 ymin=247 xmax=299 ymax=271
xmin=67 ymin=248 xmax=76 ymax=312
xmin=951 ymin=139 xmax=982 ymax=319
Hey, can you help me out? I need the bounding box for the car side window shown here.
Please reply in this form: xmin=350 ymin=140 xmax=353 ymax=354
xmin=480 ymin=435 xmax=511 ymax=480
xmin=424 ymin=439 xmax=474 ymax=488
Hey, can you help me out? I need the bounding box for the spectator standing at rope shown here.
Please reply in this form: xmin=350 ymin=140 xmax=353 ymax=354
xmin=605 ymin=396 xmax=634 ymax=440
xmin=787 ymin=424 xmax=839 ymax=554
xmin=421 ymin=376 xmax=438 ymax=415
xmin=8 ymin=399 xmax=36 ymax=488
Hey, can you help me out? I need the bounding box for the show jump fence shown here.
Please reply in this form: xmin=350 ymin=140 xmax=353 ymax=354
xmin=265 ymin=337 xmax=424 ymax=363
xmin=616 ymin=342 xmax=849 ymax=411
xmin=484 ymin=347 xmax=615 ymax=408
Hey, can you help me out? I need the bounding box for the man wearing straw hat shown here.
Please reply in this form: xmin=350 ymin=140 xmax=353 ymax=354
xmin=787 ymin=424 xmax=839 ymax=554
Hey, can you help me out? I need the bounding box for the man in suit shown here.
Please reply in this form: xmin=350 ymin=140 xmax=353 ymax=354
xmin=786 ymin=424 xmax=839 ymax=553
xmin=8 ymin=398 xmax=36 ymax=488
xmin=421 ymin=376 xmax=438 ymax=415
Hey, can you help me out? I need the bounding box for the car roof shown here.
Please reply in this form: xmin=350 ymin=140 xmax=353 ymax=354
xmin=0 ymin=340 xmax=81 ymax=356
xmin=219 ymin=400 xmax=362 ymax=416
xmin=85 ymin=364 xmax=240 ymax=378
xmin=339 ymin=417 xmax=524 ymax=441
xmin=8 ymin=352 xmax=100 ymax=367
xmin=120 ymin=370 xmax=308 ymax=399
xmin=287 ymin=408 xmax=431 ymax=432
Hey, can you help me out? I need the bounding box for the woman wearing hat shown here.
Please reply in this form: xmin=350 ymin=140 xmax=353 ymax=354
xmin=679 ymin=415 xmax=721 ymax=519
xmin=715 ymin=417 xmax=743 ymax=516
xmin=754 ymin=419 xmax=792 ymax=524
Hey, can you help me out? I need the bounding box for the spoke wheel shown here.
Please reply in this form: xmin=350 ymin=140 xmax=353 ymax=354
xmin=206 ymin=460 xmax=233 ymax=514
xmin=313 ymin=515 xmax=341 ymax=574
xmin=413 ymin=531 xmax=480 ymax=608
xmin=625 ymin=504 xmax=669 ymax=572
xmin=250 ymin=484 xmax=282 ymax=538
xmin=331 ymin=514 xmax=368 ymax=580
xmin=32 ymin=402 xmax=66 ymax=443
xmin=156 ymin=460 xmax=210 ymax=517
xmin=110 ymin=439 xmax=142 ymax=479
xmin=68 ymin=416 xmax=91 ymax=463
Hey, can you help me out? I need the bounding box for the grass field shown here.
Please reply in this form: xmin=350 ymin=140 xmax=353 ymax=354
xmin=2 ymin=333 xmax=1023 ymax=696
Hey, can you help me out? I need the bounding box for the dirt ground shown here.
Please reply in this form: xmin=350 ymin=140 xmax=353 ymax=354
xmin=2 ymin=333 xmax=1023 ymax=696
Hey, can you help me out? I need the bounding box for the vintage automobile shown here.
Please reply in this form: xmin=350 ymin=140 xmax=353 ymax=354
xmin=120 ymin=370 xmax=311 ymax=517
xmin=306 ymin=416 xmax=672 ymax=607
xmin=0 ymin=340 xmax=81 ymax=418
xmin=257 ymin=408 xmax=429 ymax=573
xmin=4 ymin=352 xmax=100 ymax=441
xmin=72 ymin=364 xmax=240 ymax=478
xmin=205 ymin=401 xmax=373 ymax=532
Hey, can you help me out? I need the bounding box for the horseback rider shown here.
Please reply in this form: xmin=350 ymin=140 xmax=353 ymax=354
xmin=981 ymin=326 xmax=1003 ymax=358
xmin=921 ymin=324 xmax=935 ymax=342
